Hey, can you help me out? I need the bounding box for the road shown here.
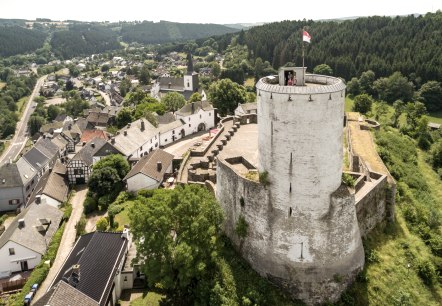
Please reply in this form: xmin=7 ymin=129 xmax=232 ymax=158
xmin=0 ymin=75 xmax=47 ymax=166
xmin=32 ymin=186 xmax=88 ymax=302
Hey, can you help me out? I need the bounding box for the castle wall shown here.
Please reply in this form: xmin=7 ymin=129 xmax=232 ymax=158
xmin=355 ymin=173 xmax=388 ymax=237
xmin=217 ymin=156 xmax=365 ymax=304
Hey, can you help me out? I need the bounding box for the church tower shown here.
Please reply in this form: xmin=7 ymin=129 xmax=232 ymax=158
xmin=184 ymin=52 xmax=199 ymax=92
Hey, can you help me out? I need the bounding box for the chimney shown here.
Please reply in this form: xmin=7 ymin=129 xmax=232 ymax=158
xmin=91 ymin=142 xmax=95 ymax=148
xmin=69 ymin=264 xmax=81 ymax=287
xmin=140 ymin=120 xmax=145 ymax=131
xmin=157 ymin=161 xmax=162 ymax=172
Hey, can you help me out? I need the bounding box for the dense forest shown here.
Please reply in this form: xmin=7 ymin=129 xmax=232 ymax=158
xmin=0 ymin=26 xmax=47 ymax=57
xmin=50 ymin=24 xmax=121 ymax=59
xmin=121 ymin=20 xmax=238 ymax=44
xmin=234 ymin=12 xmax=442 ymax=82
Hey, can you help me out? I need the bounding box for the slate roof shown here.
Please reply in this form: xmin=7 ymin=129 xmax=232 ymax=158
xmin=51 ymin=135 xmax=69 ymax=151
xmin=70 ymin=138 xmax=108 ymax=166
xmin=16 ymin=158 xmax=37 ymax=185
xmin=52 ymin=160 xmax=67 ymax=175
xmin=112 ymin=118 xmax=156 ymax=156
xmin=39 ymin=121 xmax=64 ymax=134
xmin=63 ymin=121 xmax=82 ymax=138
xmin=74 ymin=118 xmax=92 ymax=132
xmin=22 ymin=147 xmax=49 ymax=171
xmin=0 ymin=163 xmax=23 ymax=188
xmin=86 ymin=112 xmax=111 ymax=125
xmin=155 ymin=112 xmax=176 ymax=125
xmin=0 ymin=202 xmax=63 ymax=254
xmin=124 ymin=149 xmax=173 ymax=182
xmin=34 ymin=138 xmax=59 ymax=159
xmin=42 ymin=171 xmax=69 ymax=203
xmin=158 ymin=76 xmax=184 ymax=91
xmin=80 ymin=130 xmax=109 ymax=144
xmin=50 ymin=231 xmax=128 ymax=305
xmin=175 ymin=101 xmax=213 ymax=117
xmin=239 ymin=102 xmax=257 ymax=112
xmin=34 ymin=280 xmax=99 ymax=306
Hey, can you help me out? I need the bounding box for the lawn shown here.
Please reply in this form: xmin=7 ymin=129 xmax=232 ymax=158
xmin=427 ymin=110 xmax=442 ymax=124
xmin=114 ymin=208 xmax=130 ymax=228
xmin=130 ymin=291 xmax=165 ymax=306
xmin=345 ymin=96 xmax=354 ymax=112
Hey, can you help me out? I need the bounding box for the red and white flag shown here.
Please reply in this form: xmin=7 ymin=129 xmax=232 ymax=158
xmin=303 ymin=30 xmax=311 ymax=43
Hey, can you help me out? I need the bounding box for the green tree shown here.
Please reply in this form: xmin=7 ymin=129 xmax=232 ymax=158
xmin=129 ymin=185 xmax=223 ymax=299
xmin=119 ymin=78 xmax=131 ymax=97
xmin=96 ymin=217 xmax=109 ymax=231
xmin=209 ymin=61 xmax=221 ymax=78
xmin=209 ymin=79 xmax=247 ymax=116
xmin=139 ymin=65 xmax=151 ymax=85
xmin=101 ymin=64 xmax=110 ymax=73
xmin=346 ymin=77 xmax=361 ymax=97
xmin=352 ymin=94 xmax=373 ymax=115
xmin=430 ymin=139 xmax=442 ymax=169
xmin=47 ymin=105 xmax=62 ymax=121
xmin=161 ymin=92 xmax=186 ymax=112
xmin=115 ymin=107 xmax=134 ymax=128
xmin=62 ymin=95 xmax=89 ymax=117
xmin=373 ymin=101 xmax=389 ymax=122
xmin=313 ymin=64 xmax=333 ymax=76
xmin=392 ymin=100 xmax=405 ymax=127
xmin=92 ymin=154 xmax=130 ymax=180
xmin=359 ymin=70 xmax=376 ymax=95
xmin=28 ymin=115 xmax=45 ymax=136
xmin=405 ymin=101 xmax=426 ymax=130
xmin=188 ymin=92 xmax=202 ymax=103
xmin=88 ymin=167 xmax=120 ymax=197
xmin=374 ymin=72 xmax=414 ymax=103
xmin=418 ymin=81 xmax=442 ymax=112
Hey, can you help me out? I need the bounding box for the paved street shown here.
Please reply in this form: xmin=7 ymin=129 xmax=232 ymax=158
xmin=32 ymin=186 xmax=88 ymax=302
xmin=0 ymin=75 xmax=47 ymax=166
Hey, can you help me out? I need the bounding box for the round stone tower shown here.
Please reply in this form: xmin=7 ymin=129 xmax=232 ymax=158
xmin=252 ymin=67 xmax=364 ymax=304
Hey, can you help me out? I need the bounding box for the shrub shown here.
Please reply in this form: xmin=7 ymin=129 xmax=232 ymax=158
xmin=259 ymin=171 xmax=270 ymax=186
xmin=62 ymin=204 xmax=72 ymax=221
xmin=138 ymin=189 xmax=155 ymax=198
xmin=417 ymin=259 xmax=437 ymax=286
xmin=83 ymin=195 xmax=98 ymax=214
xmin=342 ymin=173 xmax=356 ymax=187
xmin=239 ymin=197 xmax=245 ymax=207
xmin=96 ymin=217 xmax=109 ymax=231
xmin=75 ymin=216 xmax=86 ymax=238
xmin=352 ymin=93 xmax=373 ymax=114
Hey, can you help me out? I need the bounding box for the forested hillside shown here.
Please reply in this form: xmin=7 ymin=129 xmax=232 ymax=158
xmin=0 ymin=26 xmax=47 ymax=56
xmin=121 ymin=20 xmax=238 ymax=44
xmin=239 ymin=12 xmax=442 ymax=82
xmin=51 ymin=24 xmax=121 ymax=59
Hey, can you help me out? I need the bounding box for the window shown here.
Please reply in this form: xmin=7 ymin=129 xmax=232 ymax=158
xmin=26 ymin=185 xmax=30 ymax=191
xmin=200 ymin=114 xmax=202 ymax=119
xmin=189 ymin=124 xmax=191 ymax=127
xmin=9 ymin=199 xmax=19 ymax=205
xmin=188 ymin=118 xmax=191 ymax=122
xmin=209 ymin=113 xmax=211 ymax=116
xmin=155 ymin=143 xmax=158 ymax=148
xmin=9 ymin=248 xmax=15 ymax=255
xmin=74 ymin=169 xmax=84 ymax=175
xmin=165 ymin=139 xmax=168 ymax=142
xmin=31 ymin=179 xmax=35 ymax=185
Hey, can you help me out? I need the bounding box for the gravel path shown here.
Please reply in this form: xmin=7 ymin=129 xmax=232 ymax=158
xmin=32 ymin=186 xmax=88 ymax=302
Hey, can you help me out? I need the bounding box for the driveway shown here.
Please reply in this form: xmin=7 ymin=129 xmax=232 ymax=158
xmin=32 ymin=186 xmax=88 ymax=302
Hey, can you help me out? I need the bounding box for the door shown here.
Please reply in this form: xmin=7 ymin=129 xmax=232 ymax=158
xmin=20 ymin=261 xmax=29 ymax=271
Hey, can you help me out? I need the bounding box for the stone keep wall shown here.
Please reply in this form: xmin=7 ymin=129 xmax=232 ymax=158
xmin=216 ymin=74 xmax=365 ymax=305
xmin=217 ymin=158 xmax=365 ymax=304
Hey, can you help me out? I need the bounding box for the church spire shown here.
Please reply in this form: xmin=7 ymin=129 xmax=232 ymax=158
xmin=186 ymin=52 xmax=194 ymax=75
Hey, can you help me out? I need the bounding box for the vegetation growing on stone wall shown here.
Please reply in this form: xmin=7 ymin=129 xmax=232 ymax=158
xmin=342 ymin=173 xmax=356 ymax=187
xmin=259 ymin=171 xmax=270 ymax=186
xmin=235 ymin=215 xmax=248 ymax=239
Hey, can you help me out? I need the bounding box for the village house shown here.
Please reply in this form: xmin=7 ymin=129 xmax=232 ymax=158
xmin=123 ymin=149 xmax=174 ymax=192
xmin=0 ymin=202 xmax=63 ymax=279
xmin=67 ymin=137 xmax=122 ymax=184
xmin=40 ymin=161 xmax=69 ymax=207
xmin=34 ymin=230 xmax=132 ymax=306
xmin=234 ymin=102 xmax=257 ymax=116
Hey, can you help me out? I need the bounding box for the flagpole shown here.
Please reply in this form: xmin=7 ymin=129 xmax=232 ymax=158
xmin=302 ymin=28 xmax=305 ymax=85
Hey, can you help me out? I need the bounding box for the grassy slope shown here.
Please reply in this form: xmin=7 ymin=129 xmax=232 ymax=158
xmin=15 ymin=95 xmax=29 ymax=117
xmin=130 ymin=292 xmax=165 ymax=306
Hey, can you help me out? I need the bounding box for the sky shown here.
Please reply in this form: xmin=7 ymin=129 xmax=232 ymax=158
xmin=0 ymin=0 xmax=441 ymax=24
